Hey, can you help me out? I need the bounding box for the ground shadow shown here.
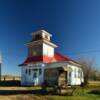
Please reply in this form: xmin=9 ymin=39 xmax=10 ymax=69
xmin=0 ymin=80 xmax=54 ymax=96
xmin=0 ymin=89 xmax=47 ymax=95
xmin=0 ymin=81 xmax=73 ymax=96
xmin=88 ymin=89 xmax=100 ymax=95
xmin=0 ymin=80 xmax=21 ymax=87
xmin=0 ymin=80 xmax=31 ymax=87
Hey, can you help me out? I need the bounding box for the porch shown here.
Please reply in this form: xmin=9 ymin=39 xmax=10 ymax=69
xmin=44 ymin=66 xmax=72 ymax=86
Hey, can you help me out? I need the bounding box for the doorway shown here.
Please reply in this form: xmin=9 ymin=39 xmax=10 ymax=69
xmin=33 ymin=69 xmax=39 ymax=85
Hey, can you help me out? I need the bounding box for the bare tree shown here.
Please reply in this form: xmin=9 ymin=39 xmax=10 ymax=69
xmin=78 ymin=58 xmax=96 ymax=86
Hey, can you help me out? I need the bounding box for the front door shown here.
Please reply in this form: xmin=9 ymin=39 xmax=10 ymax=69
xmin=33 ymin=70 xmax=39 ymax=85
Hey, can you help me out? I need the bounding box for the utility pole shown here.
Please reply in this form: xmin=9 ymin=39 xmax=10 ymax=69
xmin=0 ymin=52 xmax=2 ymax=81
xmin=0 ymin=62 xmax=1 ymax=81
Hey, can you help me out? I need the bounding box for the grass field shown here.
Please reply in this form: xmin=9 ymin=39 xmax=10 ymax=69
xmin=0 ymin=80 xmax=100 ymax=100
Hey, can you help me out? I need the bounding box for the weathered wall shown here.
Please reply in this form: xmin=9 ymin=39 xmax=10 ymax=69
xmin=27 ymin=43 xmax=54 ymax=58
xmin=67 ymin=64 xmax=84 ymax=85
xmin=21 ymin=63 xmax=84 ymax=86
xmin=21 ymin=64 xmax=44 ymax=85
xmin=28 ymin=44 xmax=42 ymax=56
xmin=43 ymin=43 xmax=54 ymax=57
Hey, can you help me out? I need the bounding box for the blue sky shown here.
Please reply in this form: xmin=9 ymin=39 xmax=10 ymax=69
xmin=0 ymin=0 xmax=100 ymax=75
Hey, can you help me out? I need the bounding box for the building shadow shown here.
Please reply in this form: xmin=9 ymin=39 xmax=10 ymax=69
xmin=0 ymin=80 xmax=23 ymax=87
xmin=0 ymin=89 xmax=46 ymax=95
xmin=0 ymin=80 xmax=52 ymax=95
xmin=88 ymin=89 xmax=100 ymax=95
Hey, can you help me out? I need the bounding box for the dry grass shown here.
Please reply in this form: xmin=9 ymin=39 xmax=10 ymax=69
xmin=88 ymin=80 xmax=100 ymax=86
xmin=0 ymin=95 xmax=51 ymax=100
xmin=0 ymin=80 xmax=99 ymax=100
xmin=1 ymin=76 xmax=21 ymax=81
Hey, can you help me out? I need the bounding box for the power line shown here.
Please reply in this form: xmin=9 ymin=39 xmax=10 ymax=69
xmin=66 ymin=50 xmax=100 ymax=55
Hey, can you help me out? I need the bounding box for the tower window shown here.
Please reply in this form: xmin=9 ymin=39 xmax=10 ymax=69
xmin=35 ymin=34 xmax=42 ymax=40
xmin=45 ymin=35 xmax=48 ymax=39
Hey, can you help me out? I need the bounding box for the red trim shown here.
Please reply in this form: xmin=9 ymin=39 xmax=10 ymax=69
xmin=24 ymin=56 xmax=43 ymax=63
xmin=43 ymin=55 xmax=54 ymax=63
xmin=22 ymin=55 xmax=53 ymax=64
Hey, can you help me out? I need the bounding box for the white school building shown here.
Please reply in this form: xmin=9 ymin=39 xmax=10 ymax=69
xmin=19 ymin=30 xmax=84 ymax=86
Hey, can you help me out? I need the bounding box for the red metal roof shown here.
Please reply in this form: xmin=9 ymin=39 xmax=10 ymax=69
xmin=19 ymin=52 xmax=78 ymax=66
xmin=54 ymin=52 xmax=78 ymax=63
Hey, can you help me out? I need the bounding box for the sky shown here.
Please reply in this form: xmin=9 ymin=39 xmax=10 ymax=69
xmin=0 ymin=0 xmax=100 ymax=75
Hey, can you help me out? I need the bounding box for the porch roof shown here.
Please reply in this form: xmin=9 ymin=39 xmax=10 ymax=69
xmin=44 ymin=61 xmax=73 ymax=72
xmin=63 ymin=66 xmax=73 ymax=72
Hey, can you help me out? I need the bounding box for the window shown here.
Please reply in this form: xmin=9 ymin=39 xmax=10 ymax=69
xmin=33 ymin=69 xmax=38 ymax=71
xmin=39 ymin=68 xmax=42 ymax=75
xmin=69 ymin=72 xmax=71 ymax=78
xmin=33 ymin=51 xmax=37 ymax=56
xmin=33 ymin=72 xmax=37 ymax=78
xmin=68 ymin=72 xmax=71 ymax=83
xmin=74 ymin=69 xmax=77 ymax=78
xmin=28 ymin=69 xmax=31 ymax=75
xmin=35 ymin=34 xmax=42 ymax=40
xmin=25 ymin=69 xmax=28 ymax=74
xmin=25 ymin=69 xmax=31 ymax=75
xmin=78 ymin=69 xmax=81 ymax=78
xmin=80 ymin=71 xmax=83 ymax=78
xmin=45 ymin=35 xmax=48 ymax=39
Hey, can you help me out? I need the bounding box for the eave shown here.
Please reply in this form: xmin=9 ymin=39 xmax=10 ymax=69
xmin=26 ymin=39 xmax=58 ymax=48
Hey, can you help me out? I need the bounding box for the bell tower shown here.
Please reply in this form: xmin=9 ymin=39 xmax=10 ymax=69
xmin=26 ymin=30 xmax=57 ymax=59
